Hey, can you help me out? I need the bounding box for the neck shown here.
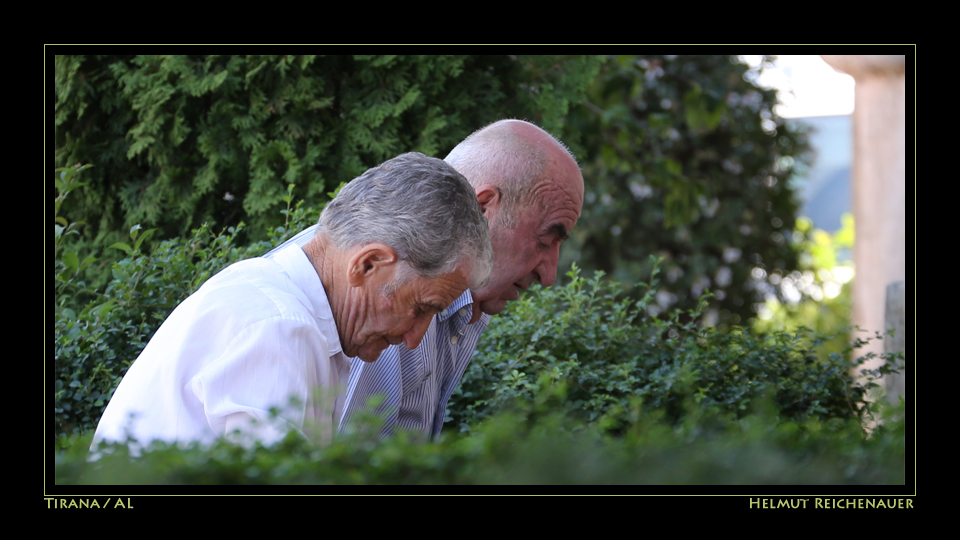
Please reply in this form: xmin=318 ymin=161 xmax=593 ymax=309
xmin=303 ymin=233 xmax=353 ymax=349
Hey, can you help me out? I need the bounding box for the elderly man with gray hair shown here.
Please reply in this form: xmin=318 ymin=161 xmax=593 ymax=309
xmin=92 ymin=152 xmax=492 ymax=449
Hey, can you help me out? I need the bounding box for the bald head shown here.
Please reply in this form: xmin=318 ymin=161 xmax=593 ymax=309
xmin=445 ymin=119 xmax=585 ymax=316
xmin=444 ymin=119 xmax=582 ymax=229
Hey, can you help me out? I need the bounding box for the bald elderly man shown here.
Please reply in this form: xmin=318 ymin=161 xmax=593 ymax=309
xmin=92 ymin=152 xmax=492 ymax=449
xmin=269 ymin=119 xmax=584 ymax=442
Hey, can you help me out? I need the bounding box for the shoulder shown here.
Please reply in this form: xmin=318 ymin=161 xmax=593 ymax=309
xmin=183 ymin=257 xmax=318 ymax=333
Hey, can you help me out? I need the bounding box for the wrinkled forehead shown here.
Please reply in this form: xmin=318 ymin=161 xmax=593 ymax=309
xmin=545 ymin=144 xmax=585 ymax=208
xmin=534 ymin=164 xmax=584 ymax=223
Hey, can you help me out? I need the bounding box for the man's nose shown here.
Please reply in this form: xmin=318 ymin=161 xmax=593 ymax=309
xmin=535 ymin=243 xmax=560 ymax=287
xmin=402 ymin=315 xmax=433 ymax=350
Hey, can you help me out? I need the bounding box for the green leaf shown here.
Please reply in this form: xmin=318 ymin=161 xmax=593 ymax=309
xmin=110 ymin=242 xmax=133 ymax=254
xmin=62 ymin=251 xmax=79 ymax=271
xmin=133 ymin=228 xmax=156 ymax=251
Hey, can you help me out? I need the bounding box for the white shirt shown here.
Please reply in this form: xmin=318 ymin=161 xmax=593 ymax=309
xmin=266 ymin=224 xmax=489 ymax=442
xmin=92 ymin=244 xmax=350 ymax=449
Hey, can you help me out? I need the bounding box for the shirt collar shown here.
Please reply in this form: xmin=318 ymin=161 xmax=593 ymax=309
xmin=268 ymin=244 xmax=343 ymax=355
xmin=436 ymin=289 xmax=481 ymax=323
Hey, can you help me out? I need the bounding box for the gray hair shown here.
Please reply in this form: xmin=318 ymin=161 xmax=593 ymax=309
xmin=319 ymin=152 xmax=492 ymax=290
xmin=444 ymin=119 xmax=575 ymax=229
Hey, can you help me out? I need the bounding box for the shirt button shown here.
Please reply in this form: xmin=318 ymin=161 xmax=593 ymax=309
xmin=450 ymin=335 xmax=459 ymax=345
xmin=458 ymin=308 xmax=468 ymax=318
xmin=441 ymin=310 xmax=448 ymax=318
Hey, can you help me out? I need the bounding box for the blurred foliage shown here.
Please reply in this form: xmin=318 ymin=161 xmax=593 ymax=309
xmin=54 ymin=54 xmax=600 ymax=253
xmin=56 ymin=385 xmax=905 ymax=486
xmin=753 ymin=213 xmax=855 ymax=360
xmin=560 ymin=55 xmax=811 ymax=328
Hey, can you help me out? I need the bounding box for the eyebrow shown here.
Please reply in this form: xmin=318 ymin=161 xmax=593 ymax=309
xmin=423 ymin=301 xmax=446 ymax=313
xmin=543 ymin=223 xmax=570 ymax=242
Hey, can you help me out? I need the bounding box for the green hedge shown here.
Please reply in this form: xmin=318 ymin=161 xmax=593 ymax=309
xmin=447 ymin=262 xmax=894 ymax=435
xmin=54 ymin=55 xmax=600 ymax=249
xmin=57 ymin=396 xmax=905 ymax=485
xmin=53 ymin=168 xmax=905 ymax=485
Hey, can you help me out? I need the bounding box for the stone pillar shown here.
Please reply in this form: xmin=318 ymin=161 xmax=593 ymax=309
xmin=819 ymin=55 xmax=907 ymax=400
xmin=885 ymin=281 xmax=906 ymax=403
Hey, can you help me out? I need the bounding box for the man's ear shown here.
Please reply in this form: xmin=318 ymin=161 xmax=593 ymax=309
xmin=475 ymin=184 xmax=501 ymax=221
xmin=347 ymin=243 xmax=398 ymax=287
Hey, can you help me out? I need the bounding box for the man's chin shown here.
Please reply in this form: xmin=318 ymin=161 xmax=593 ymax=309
xmin=356 ymin=343 xmax=388 ymax=363
xmin=479 ymin=298 xmax=509 ymax=316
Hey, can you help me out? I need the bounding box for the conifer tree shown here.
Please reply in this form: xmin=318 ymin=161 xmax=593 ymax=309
xmin=54 ymin=54 xmax=601 ymax=248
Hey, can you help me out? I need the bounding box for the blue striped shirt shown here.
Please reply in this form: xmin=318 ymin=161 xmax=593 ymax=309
xmin=264 ymin=225 xmax=490 ymax=442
